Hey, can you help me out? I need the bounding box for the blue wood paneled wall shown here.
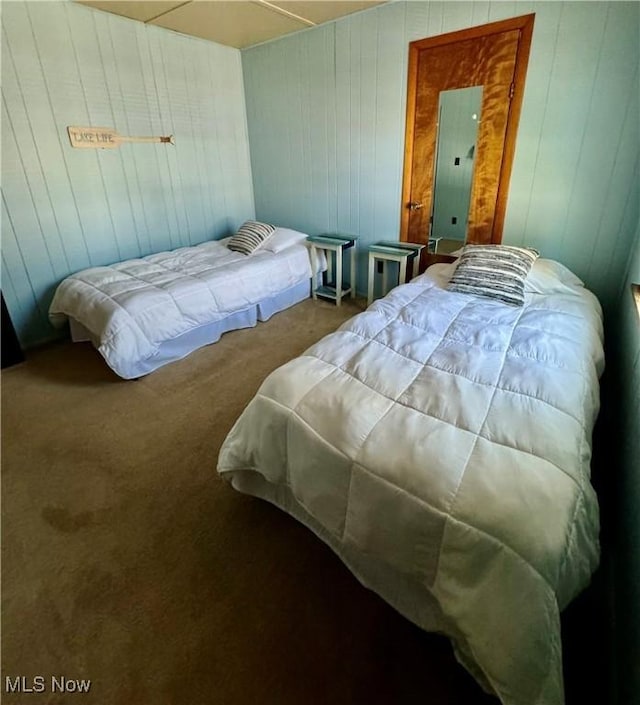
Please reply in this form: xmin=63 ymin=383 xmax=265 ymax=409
xmin=610 ymin=220 xmax=640 ymax=704
xmin=242 ymin=1 xmax=640 ymax=309
xmin=1 ymin=2 xmax=254 ymax=346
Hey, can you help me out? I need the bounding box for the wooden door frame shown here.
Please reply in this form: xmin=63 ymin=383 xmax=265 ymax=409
xmin=400 ymin=14 xmax=535 ymax=245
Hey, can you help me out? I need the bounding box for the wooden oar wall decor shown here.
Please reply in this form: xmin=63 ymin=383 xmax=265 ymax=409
xmin=67 ymin=126 xmax=174 ymax=149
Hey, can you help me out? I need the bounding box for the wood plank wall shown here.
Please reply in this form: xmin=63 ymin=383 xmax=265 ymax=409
xmin=609 ymin=220 xmax=640 ymax=705
xmin=242 ymin=1 xmax=640 ymax=309
xmin=1 ymin=2 xmax=254 ymax=346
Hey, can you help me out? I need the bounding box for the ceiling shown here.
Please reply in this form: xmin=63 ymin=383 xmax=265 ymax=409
xmin=77 ymin=1 xmax=387 ymax=49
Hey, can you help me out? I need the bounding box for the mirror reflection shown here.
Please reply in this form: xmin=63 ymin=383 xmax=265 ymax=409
xmin=429 ymin=86 xmax=483 ymax=254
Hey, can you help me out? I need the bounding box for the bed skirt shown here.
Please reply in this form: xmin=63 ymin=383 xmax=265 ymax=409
xmin=70 ymin=278 xmax=311 ymax=378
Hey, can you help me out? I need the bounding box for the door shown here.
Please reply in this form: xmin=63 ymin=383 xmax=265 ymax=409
xmin=401 ymin=15 xmax=534 ymax=258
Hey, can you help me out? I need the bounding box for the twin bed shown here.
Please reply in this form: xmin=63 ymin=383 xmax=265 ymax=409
xmin=50 ymin=236 xmax=603 ymax=705
xmin=217 ymin=254 xmax=604 ymax=705
xmin=49 ymin=227 xmax=316 ymax=379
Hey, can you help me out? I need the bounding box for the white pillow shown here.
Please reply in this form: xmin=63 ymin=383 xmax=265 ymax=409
xmin=430 ymin=254 xmax=583 ymax=296
xmin=524 ymin=258 xmax=584 ymax=294
xmin=261 ymin=227 xmax=309 ymax=254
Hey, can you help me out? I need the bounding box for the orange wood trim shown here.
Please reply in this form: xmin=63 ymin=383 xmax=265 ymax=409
xmin=400 ymin=44 xmax=419 ymax=242
xmin=491 ymin=13 xmax=535 ymax=243
xmin=399 ymin=13 xmax=536 ymax=246
xmin=408 ymin=13 xmax=535 ymax=52
xmin=632 ymin=283 xmax=640 ymax=321
xmin=464 ymin=29 xmax=521 ymax=245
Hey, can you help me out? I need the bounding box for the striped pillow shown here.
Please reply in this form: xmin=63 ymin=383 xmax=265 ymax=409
xmin=447 ymin=244 xmax=539 ymax=306
xmin=228 ymin=221 xmax=276 ymax=255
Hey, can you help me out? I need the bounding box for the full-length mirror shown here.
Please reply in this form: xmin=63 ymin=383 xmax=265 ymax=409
xmin=430 ymin=86 xmax=483 ymax=253
xmin=400 ymin=14 xmax=535 ymax=269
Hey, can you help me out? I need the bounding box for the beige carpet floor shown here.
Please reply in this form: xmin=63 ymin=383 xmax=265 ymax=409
xmin=1 ymin=297 xmax=600 ymax=704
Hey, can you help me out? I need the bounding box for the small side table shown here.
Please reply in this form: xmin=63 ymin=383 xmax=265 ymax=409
xmin=367 ymin=241 xmax=426 ymax=306
xmin=308 ymin=235 xmax=357 ymax=307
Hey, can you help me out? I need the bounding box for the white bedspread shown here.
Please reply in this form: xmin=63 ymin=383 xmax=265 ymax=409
xmin=49 ymin=240 xmax=312 ymax=378
xmin=218 ymin=263 xmax=604 ymax=705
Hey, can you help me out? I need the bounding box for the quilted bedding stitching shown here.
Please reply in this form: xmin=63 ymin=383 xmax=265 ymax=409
xmin=443 ymin=297 xmax=528 ymax=558
xmin=49 ymin=242 xmax=312 ymax=374
xmin=115 ymin=260 xmax=225 ymax=320
xmin=255 ymin=283 xmax=595 ymax=589
xmin=255 ymin=390 xmax=556 ymax=589
xmin=315 ymin=329 xmax=590 ymax=430
xmin=218 ymin=266 xmax=603 ymax=705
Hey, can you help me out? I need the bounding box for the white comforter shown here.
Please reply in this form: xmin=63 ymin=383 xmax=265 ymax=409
xmin=49 ymin=239 xmax=312 ymax=378
xmin=218 ymin=263 xmax=604 ymax=705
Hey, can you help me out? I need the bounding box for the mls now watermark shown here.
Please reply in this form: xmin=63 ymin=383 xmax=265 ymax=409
xmin=5 ymin=675 xmax=91 ymax=694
